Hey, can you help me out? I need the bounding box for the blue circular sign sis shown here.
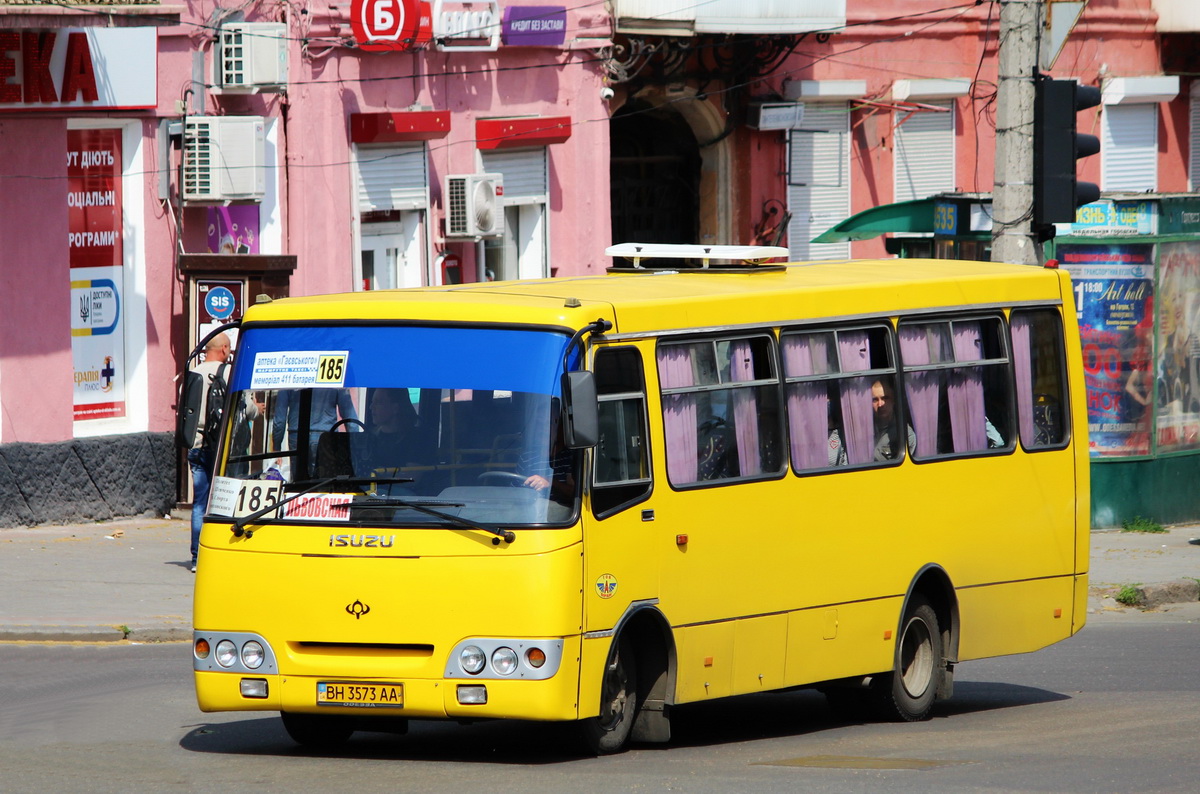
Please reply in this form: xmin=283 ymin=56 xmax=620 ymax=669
xmin=205 ymin=286 xmax=236 ymax=320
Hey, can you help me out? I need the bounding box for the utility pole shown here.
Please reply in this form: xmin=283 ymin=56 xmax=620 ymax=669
xmin=991 ymin=0 xmax=1043 ymax=265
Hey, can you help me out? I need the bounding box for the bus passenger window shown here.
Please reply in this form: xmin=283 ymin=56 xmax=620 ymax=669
xmin=899 ymin=317 xmax=1014 ymax=459
xmin=782 ymin=325 xmax=898 ymax=470
xmin=657 ymin=335 xmax=784 ymax=486
xmin=593 ymin=347 xmax=652 ymax=517
xmin=1011 ymin=309 xmax=1069 ymax=448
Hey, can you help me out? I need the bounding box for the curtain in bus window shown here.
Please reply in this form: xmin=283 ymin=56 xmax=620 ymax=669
xmin=948 ymin=321 xmax=987 ymax=452
xmin=900 ymin=325 xmax=942 ymax=455
xmin=838 ymin=330 xmax=874 ymax=465
xmin=658 ymin=346 xmax=699 ymax=484
xmin=1011 ymin=315 xmax=1036 ymax=446
xmin=782 ymin=334 xmax=832 ymax=469
xmin=729 ymin=339 xmax=762 ymax=476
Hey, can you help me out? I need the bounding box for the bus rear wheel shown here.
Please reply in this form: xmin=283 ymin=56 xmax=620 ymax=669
xmin=280 ymin=712 xmax=354 ymax=748
xmin=874 ymin=595 xmax=941 ymax=722
xmin=579 ymin=635 xmax=638 ymax=755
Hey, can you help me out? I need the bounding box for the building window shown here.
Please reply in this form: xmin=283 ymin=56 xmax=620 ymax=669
xmin=481 ymin=148 xmax=549 ymax=281
xmin=788 ymin=104 xmax=850 ymax=261
xmin=1189 ymin=83 xmax=1200 ymax=192
xmin=354 ymin=143 xmax=431 ymax=287
xmin=1102 ymin=104 xmax=1158 ymax=192
xmin=894 ymin=102 xmax=955 ymax=202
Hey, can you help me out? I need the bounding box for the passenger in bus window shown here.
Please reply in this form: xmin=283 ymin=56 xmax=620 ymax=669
xmin=872 ymin=378 xmax=916 ymax=460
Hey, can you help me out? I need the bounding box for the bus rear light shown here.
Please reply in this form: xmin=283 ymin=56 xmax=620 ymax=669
xmin=457 ymin=685 xmax=488 ymax=704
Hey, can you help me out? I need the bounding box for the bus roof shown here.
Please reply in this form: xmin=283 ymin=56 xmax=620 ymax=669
xmin=242 ymin=258 xmax=1068 ymax=336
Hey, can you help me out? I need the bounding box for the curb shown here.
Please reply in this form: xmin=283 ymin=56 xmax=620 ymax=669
xmin=0 ymin=623 xmax=191 ymax=643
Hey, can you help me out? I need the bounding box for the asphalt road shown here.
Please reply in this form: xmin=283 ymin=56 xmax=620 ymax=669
xmin=1 ymin=620 xmax=1197 ymax=793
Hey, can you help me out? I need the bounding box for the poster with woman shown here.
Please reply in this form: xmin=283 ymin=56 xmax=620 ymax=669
xmin=1059 ymin=243 xmax=1155 ymax=456
xmin=1155 ymin=242 xmax=1200 ymax=453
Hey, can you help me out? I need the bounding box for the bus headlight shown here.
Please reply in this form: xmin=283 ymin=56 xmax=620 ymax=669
xmin=491 ymin=647 xmax=518 ymax=675
xmin=215 ymin=640 xmax=238 ymax=668
xmin=241 ymin=640 xmax=265 ymax=669
xmin=460 ymin=645 xmax=486 ymax=675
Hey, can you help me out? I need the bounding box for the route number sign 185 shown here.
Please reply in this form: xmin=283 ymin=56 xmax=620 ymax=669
xmin=351 ymin=0 xmax=420 ymax=52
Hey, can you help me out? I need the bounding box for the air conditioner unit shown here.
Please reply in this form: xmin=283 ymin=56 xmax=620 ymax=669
xmin=445 ymin=174 xmax=504 ymax=237
xmin=215 ymin=23 xmax=288 ymax=92
xmin=182 ymin=116 xmax=267 ymax=203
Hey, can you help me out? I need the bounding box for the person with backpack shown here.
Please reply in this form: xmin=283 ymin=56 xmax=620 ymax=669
xmin=185 ymin=332 xmax=260 ymax=572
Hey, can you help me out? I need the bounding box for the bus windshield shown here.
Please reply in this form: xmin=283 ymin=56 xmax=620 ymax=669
xmin=212 ymin=324 xmax=580 ymax=527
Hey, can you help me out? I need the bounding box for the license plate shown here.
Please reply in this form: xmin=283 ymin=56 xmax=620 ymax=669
xmin=316 ymin=681 xmax=404 ymax=708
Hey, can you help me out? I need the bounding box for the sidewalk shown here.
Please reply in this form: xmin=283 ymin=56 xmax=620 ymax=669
xmin=0 ymin=517 xmax=1197 ymax=643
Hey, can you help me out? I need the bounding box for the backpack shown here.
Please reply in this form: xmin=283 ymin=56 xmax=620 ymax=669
xmin=177 ymin=362 xmax=228 ymax=452
xmin=201 ymin=362 xmax=230 ymax=454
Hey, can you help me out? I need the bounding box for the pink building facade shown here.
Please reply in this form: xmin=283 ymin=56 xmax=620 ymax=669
xmin=1 ymin=1 xmax=1198 ymax=525
xmin=0 ymin=1 xmax=616 ymax=523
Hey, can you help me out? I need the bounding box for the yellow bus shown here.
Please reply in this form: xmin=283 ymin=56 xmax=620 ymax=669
xmin=190 ymin=244 xmax=1088 ymax=753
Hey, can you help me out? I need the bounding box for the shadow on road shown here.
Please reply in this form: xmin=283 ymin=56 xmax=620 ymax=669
xmin=180 ymin=680 xmax=1069 ymax=762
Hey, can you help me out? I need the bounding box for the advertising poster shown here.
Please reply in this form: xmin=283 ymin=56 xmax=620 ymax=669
xmin=68 ymin=129 xmax=125 ymax=421
xmin=206 ymin=205 xmax=260 ymax=254
xmin=1155 ymin=242 xmax=1200 ymax=453
xmin=1059 ymin=243 xmax=1155 ymax=456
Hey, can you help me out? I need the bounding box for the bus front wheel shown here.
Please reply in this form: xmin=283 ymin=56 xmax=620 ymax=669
xmin=875 ymin=595 xmax=941 ymax=722
xmin=281 ymin=712 xmax=354 ymax=748
xmin=579 ymin=635 xmax=638 ymax=754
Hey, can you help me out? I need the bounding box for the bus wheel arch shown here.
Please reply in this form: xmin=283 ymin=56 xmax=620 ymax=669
xmin=580 ymin=604 xmax=676 ymax=754
xmin=876 ymin=566 xmax=959 ymax=720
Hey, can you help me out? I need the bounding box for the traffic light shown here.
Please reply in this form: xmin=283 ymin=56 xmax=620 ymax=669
xmin=1033 ymin=77 xmax=1102 ymax=227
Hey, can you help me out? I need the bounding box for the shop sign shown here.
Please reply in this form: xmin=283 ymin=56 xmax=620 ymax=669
xmin=1068 ymin=199 xmax=1157 ymax=236
xmin=351 ymin=0 xmax=421 ymax=52
xmin=1158 ymin=197 xmax=1200 ymax=236
xmin=501 ymin=6 xmax=566 ymax=47
xmin=1059 ymin=243 xmax=1155 ymax=457
xmin=0 ymin=28 xmax=155 ymax=111
xmin=433 ymin=0 xmax=500 ymax=52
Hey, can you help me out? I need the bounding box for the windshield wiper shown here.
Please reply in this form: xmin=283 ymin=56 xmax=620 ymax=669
xmin=231 ymin=475 xmax=414 ymax=537
xmin=339 ymin=497 xmax=516 ymax=545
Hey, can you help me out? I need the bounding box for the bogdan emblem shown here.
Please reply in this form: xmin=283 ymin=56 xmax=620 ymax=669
xmin=595 ymin=573 xmax=618 ymax=599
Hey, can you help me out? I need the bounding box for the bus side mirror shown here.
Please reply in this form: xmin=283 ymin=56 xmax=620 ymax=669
xmin=561 ymin=370 xmax=599 ymax=449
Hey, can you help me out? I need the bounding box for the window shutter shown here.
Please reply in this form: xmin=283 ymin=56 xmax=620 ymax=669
xmin=894 ymin=103 xmax=955 ymax=202
xmin=355 ymin=143 xmax=428 ymax=213
xmin=1190 ymin=89 xmax=1200 ymax=191
xmin=787 ymin=105 xmax=850 ymax=261
xmin=1102 ymin=104 xmax=1157 ymax=192
xmin=481 ymin=148 xmax=548 ymax=202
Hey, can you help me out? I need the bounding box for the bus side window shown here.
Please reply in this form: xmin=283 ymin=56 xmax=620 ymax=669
xmin=899 ymin=317 xmax=1013 ymax=459
xmin=782 ymin=325 xmax=898 ymax=470
xmin=1011 ymin=309 xmax=1069 ymax=449
xmin=657 ymin=335 xmax=784 ymax=486
xmin=593 ymin=347 xmax=653 ymax=518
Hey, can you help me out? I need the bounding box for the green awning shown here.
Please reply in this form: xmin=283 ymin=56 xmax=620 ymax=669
xmin=811 ymin=198 xmax=938 ymax=244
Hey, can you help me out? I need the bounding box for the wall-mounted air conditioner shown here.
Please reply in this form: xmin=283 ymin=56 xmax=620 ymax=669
xmin=215 ymin=23 xmax=288 ymax=92
xmin=445 ymin=173 xmax=504 ymax=237
xmin=183 ymin=116 xmax=267 ymax=203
